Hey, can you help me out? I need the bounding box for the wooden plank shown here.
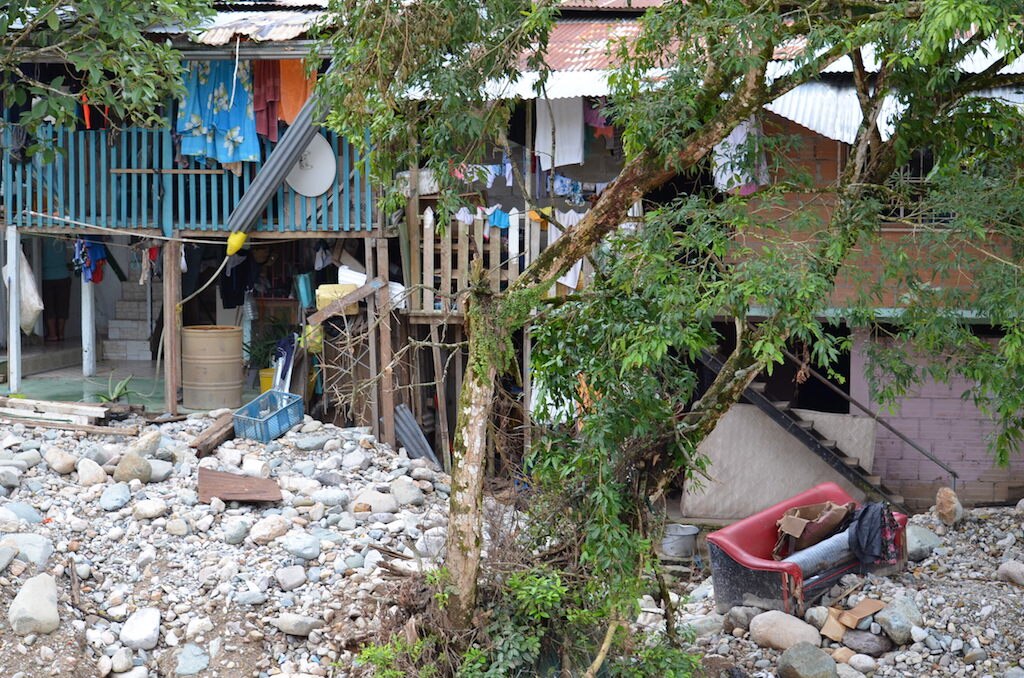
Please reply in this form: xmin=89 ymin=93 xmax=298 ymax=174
xmin=488 ymin=221 xmax=500 ymax=290
xmin=198 ymin=467 xmax=281 ymax=504
xmin=0 ymin=397 xmax=107 ymax=419
xmin=163 ymin=241 xmax=182 ymax=415
xmin=473 ymin=216 xmax=484 ymax=269
xmin=0 ymin=417 xmax=136 ymax=437
xmin=0 ymin=407 xmax=88 ymax=425
xmin=365 ymin=239 xmax=381 ymax=440
xmin=440 ymin=220 xmax=452 ymax=312
xmin=429 ymin=324 xmax=451 ymax=472
xmin=307 ymin=279 xmax=384 ymax=325
xmin=377 ymin=238 xmax=397 ymax=447
xmin=457 ymin=218 xmax=469 ymax=304
xmin=189 ymin=412 xmax=236 ymax=457
xmin=422 ymin=209 xmax=434 ymax=312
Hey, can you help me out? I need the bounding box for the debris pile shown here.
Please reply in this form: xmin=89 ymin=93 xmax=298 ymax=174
xmin=0 ymin=409 xmax=450 ymax=677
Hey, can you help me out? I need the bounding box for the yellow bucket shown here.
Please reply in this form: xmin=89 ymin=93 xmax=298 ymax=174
xmin=259 ymin=368 xmax=276 ymax=394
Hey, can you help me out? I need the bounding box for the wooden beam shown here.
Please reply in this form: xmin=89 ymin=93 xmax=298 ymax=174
xmin=163 ymin=240 xmax=182 ymax=415
xmin=377 ymin=238 xmax=396 ymax=447
xmin=0 ymin=397 xmax=106 ymax=419
xmin=429 ymin=323 xmax=451 ymax=472
xmin=197 ymin=467 xmax=281 ymax=503
xmin=6 ymin=224 xmax=21 ymax=392
xmin=365 ymin=238 xmax=380 ymax=440
xmin=0 ymin=416 xmax=137 ymax=436
xmin=188 ymin=412 xmax=236 ymax=457
xmin=306 ymin=279 xmax=384 ymax=326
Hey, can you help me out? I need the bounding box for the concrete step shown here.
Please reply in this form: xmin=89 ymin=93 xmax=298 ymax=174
xmin=1 ymin=344 xmax=81 ymax=379
xmin=114 ymin=299 xmax=161 ymax=321
xmin=108 ymin=320 xmax=152 ymax=341
xmin=102 ymin=339 xmax=152 ymax=362
xmin=120 ymin=284 xmax=157 ymax=301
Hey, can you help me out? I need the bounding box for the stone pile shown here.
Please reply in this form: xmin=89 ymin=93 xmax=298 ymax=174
xmin=0 ymin=412 xmax=450 ymax=676
xmin=640 ymin=492 xmax=1024 ymax=677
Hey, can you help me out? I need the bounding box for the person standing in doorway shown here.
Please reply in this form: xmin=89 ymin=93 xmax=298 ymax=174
xmin=42 ymin=238 xmax=71 ymax=343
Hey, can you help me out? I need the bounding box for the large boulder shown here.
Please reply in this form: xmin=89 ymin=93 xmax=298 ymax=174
xmin=119 ymin=607 xmax=161 ymax=650
xmin=842 ymin=630 xmax=893 ymax=657
xmin=8 ymin=573 xmax=59 ymax=634
xmin=906 ymin=525 xmax=941 ymax=562
xmin=935 ymin=487 xmax=963 ymax=526
xmin=749 ymin=610 xmax=821 ymax=651
xmin=875 ymin=595 xmax=923 ymax=645
xmin=777 ymin=642 xmax=838 ymax=678
xmin=997 ymin=560 xmax=1024 ymax=586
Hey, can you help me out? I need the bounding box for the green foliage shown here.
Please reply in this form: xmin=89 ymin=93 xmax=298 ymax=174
xmin=506 ymin=568 xmax=567 ymax=622
xmin=607 ymin=639 xmax=700 ymax=678
xmin=356 ymin=637 xmax=438 ymax=678
xmin=426 ymin=567 xmax=453 ymax=610
xmin=98 ymin=374 xmax=138 ymax=404
xmin=0 ymin=1 xmax=213 ymax=134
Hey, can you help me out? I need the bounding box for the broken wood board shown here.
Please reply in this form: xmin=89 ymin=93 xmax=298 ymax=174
xmin=189 ymin=413 xmax=235 ymax=457
xmin=0 ymin=396 xmax=107 ymax=420
xmin=838 ymin=598 xmax=886 ymax=629
xmin=307 ymin=279 xmax=384 ymax=326
xmin=0 ymin=417 xmax=137 ymax=437
xmin=197 ymin=467 xmax=282 ymax=503
xmin=821 ymin=607 xmax=847 ymax=642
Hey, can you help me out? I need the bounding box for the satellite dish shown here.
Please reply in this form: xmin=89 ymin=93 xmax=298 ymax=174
xmin=285 ymin=133 xmax=336 ymax=197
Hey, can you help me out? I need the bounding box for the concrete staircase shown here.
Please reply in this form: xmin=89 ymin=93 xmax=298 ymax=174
xmin=103 ymin=282 xmax=161 ymax=362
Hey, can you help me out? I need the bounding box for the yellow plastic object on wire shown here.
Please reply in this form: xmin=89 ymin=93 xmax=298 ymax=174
xmin=226 ymin=231 xmax=248 ymax=256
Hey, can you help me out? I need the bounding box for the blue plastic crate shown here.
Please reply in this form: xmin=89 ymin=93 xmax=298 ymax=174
xmin=233 ymin=390 xmax=304 ymax=443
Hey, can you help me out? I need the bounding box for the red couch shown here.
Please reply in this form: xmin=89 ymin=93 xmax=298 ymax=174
xmin=705 ymin=482 xmax=907 ymax=615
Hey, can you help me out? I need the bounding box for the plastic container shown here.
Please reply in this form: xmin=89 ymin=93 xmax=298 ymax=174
xmin=662 ymin=524 xmax=699 ymax=558
xmin=182 ymin=326 xmax=244 ymax=410
xmin=258 ymin=367 xmax=276 ymax=394
xmin=233 ymin=390 xmax=303 ymax=442
xmin=295 ymin=273 xmax=314 ymax=309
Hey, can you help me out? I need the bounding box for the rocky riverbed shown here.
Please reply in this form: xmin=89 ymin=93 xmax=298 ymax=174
xmin=653 ymin=499 xmax=1024 ymax=678
xmin=0 ymin=412 xmax=450 ymax=677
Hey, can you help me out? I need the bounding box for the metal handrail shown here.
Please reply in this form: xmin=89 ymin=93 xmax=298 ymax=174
xmin=779 ymin=346 xmax=959 ymax=489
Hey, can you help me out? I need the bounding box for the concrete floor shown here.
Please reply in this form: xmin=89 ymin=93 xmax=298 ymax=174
xmin=1 ymin=360 xmax=168 ymax=409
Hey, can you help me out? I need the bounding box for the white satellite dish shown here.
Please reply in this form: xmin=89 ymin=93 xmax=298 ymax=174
xmin=285 ymin=133 xmax=336 ymax=197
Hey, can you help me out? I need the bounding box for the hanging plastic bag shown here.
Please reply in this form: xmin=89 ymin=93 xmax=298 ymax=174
xmin=2 ymin=251 xmax=45 ymax=334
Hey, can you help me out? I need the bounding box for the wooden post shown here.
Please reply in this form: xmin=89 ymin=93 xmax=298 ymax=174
xmin=82 ymin=278 xmax=96 ymax=377
xmin=377 ymin=237 xmax=396 ymax=447
xmin=6 ymin=224 xmax=21 ymax=393
xmin=422 ymin=208 xmax=434 ymax=313
xmin=430 ymin=323 xmax=452 ymax=472
xmin=162 ymin=240 xmax=181 ymax=414
xmin=408 ymin=163 xmax=421 ymax=312
xmin=364 ymin=238 xmax=380 ymax=440
xmin=523 ymin=105 xmax=534 ymax=454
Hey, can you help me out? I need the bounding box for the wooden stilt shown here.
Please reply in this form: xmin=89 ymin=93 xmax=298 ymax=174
xmin=430 ymin=323 xmax=451 ymax=472
xmin=364 ymin=238 xmax=380 ymax=440
xmin=82 ymin=277 xmax=96 ymax=377
xmin=377 ymin=237 xmax=396 ymax=447
xmin=162 ymin=240 xmax=181 ymax=414
xmin=6 ymin=225 xmax=21 ymax=393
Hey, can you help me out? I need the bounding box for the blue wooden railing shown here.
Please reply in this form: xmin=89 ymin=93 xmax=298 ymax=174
xmin=0 ymin=124 xmax=374 ymax=236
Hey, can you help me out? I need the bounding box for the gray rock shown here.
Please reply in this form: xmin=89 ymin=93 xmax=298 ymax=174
xmin=848 ymin=654 xmax=876 ymax=674
xmin=341 ymin=450 xmax=371 ymax=470
xmin=148 ymin=459 xmax=174 ymax=483
xmin=127 ymin=430 xmax=162 ymax=458
xmin=311 ymin=488 xmax=349 ymax=507
xmin=351 ymin=489 xmax=399 ymax=514
xmin=295 ymin=435 xmax=331 ymax=452
xmin=8 ymin=573 xmax=59 ymax=634
xmin=777 ymin=642 xmax=837 ymax=678
xmin=223 ymin=519 xmax=250 ymax=545
xmin=415 ymin=526 xmax=447 ymax=558
xmin=120 ymin=607 xmax=161 ymax=649
xmin=964 ymin=648 xmax=988 ymax=664
xmin=907 ymin=525 xmax=942 ymax=562
xmin=234 ymin=591 xmax=267 ymax=605
xmin=44 ymin=449 xmax=77 ymax=474
xmin=99 ymin=483 xmax=132 ymax=511
xmin=111 ymin=647 xmax=133 ymax=672
xmin=275 ymin=565 xmax=307 ymax=591
xmin=726 ymin=606 xmax=763 ymax=632
xmin=997 ymin=560 xmax=1024 ymax=586
xmin=175 ymin=643 xmax=210 ymax=675
xmin=687 ymin=613 xmax=724 ymax=637
xmin=3 ymin=502 xmax=42 ymax=523
xmin=114 ymin=453 xmax=152 ymax=483
xmin=0 ymin=467 xmax=22 ymax=488
xmin=875 ymin=595 xmax=923 ymax=645
xmin=1016 ymin=497 xmax=1024 ymax=513
xmin=842 ymin=630 xmax=894 ymax=657
xmin=13 ymin=450 xmax=41 ymax=468
xmin=390 ymin=476 xmax=425 ymax=506
xmin=271 ymin=613 xmax=323 ymax=636
xmin=910 ymin=625 xmax=929 ymax=643
xmin=281 ymin=531 xmax=320 ymax=560
xmin=0 ymin=546 xmax=17 ymax=572
xmin=132 ymin=498 xmax=168 ymax=520
xmin=76 ymin=458 xmax=107 ymax=486
xmin=314 ymin=472 xmax=344 ymax=487
xmin=1004 ymin=667 xmax=1024 ymax=678
xmin=749 ymin=610 xmax=821 ymax=651
xmin=250 ymin=515 xmax=290 ymax=544
xmin=804 ymin=606 xmax=829 ymax=630
xmin=3 ymin=533 xmax=54 ymax=567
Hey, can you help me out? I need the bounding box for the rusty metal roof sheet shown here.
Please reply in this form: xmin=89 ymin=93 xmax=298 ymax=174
xmin=149 ymin=9 xmax=326 ymax=45
xmin=559 ymin=0 xmax=663 ymax=10
xmin=539 ymin=18 xmax=642 ymax=71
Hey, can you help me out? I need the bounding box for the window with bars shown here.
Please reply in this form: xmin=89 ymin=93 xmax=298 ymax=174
xmin=884 ymin=149 xmax=955 ymax=226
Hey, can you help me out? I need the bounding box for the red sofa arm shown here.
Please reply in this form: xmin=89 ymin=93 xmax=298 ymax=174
xmin=706 ymin=532 xmax=804 ymax=579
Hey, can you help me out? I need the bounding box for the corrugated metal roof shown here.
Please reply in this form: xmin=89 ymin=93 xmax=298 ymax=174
xmin=559 ymin=0 xmax=663 ymax=10
xmin=149 ymin=9 xmax=326 ymax=45
xmin=536 ymin=18 xmax=642 ymax=71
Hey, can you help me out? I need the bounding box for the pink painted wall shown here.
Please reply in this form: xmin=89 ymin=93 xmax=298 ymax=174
xmin=850 ymin=331 xmax=1024 ymax=510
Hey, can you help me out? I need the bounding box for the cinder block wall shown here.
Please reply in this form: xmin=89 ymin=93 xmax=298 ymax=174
xmin=850 ymin=331 xmax=1024 ymax=510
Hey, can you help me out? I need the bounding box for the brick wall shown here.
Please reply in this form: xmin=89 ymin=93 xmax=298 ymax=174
xmin=850 ymin=331 xmax=1024 ymax=510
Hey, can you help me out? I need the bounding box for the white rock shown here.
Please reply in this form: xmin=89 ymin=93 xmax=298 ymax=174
xmin=132 ymin=499 xmax=168 ymax=520
xmin=749 ymin=610 xmax=821 ymax=651
xmin=390 ymin=476 xmax=425 ymax=506
xmin=186 ymin=615 xmax=213 ymax=639
xmin=44 ymin=448 xmax=78 ymax=474
xmin=120 ymin=607 xmax=161 ymax=649
xmin=8 ymin=573 xmax=59 ymax=634
xmin=351 ymin=489 xmax=399 ymax=514
xmin=250 ymin=514 xmax=291 ymax=544
xmin=111 ymin=647 xmax=133 ymax=672
xmin=76 ymin=458 xmax=108 ymax=486
xmin=272 ymin=613 xmax=323 ymax=636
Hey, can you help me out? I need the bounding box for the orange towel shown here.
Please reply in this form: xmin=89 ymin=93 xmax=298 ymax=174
xmin=279 ymin=60 xmax=317 ymax=124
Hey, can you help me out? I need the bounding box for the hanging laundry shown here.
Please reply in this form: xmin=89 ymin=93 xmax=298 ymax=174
xmin=535 ymin=97 xmax=585 ymax=171
xmin=712 ymin=116 xmax=770 ymax=196
xmin=484 ymin=164 xmax=502 ymax=188
xmin=220 ymin=252 xmax=255 ymax=309
xmin=583 ymin=97 xmax=609 ymax=128
xmin=507 ymin=208 xmax=521 ymax=260
xmin=279 ymin=60 xmax=317 ymax=125
xmin=503 ymin=155 xmax=514 ymax=187
xmin=454 ymin=206 xmax=475 ymax=225
xmin=177 ymin=60 xmax=261 ymax=164
xmin=552 ymin=210 xmax=585 ymax=289
xmin=314 ymin=241 xmax=332 ymax=271
xmin=488 ymin=208 xmax=511 ymax=229
xmin=552 ymin=174 xmax=577 ymax=197
xmin=73 ymin=238 xmax=107 ymax=284
xmin=253 ymin=60 xmax=281 ymax=142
